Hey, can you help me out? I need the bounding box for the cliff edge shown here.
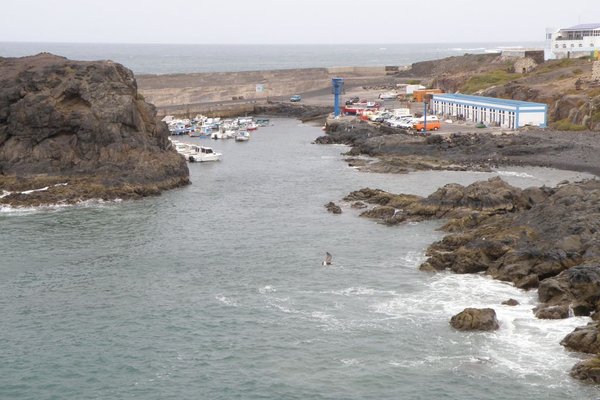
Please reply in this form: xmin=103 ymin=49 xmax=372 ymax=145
xmin=0 ymin=53 xmax=189 ymax=206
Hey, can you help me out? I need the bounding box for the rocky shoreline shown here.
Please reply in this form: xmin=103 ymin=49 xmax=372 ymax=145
xmin=317 ymin=119 xmax=600 ymax=382
xmin=318 ymin=119 xmax=600 ymax=176
xmin=0 ymin=54 xmax=190 ymax=208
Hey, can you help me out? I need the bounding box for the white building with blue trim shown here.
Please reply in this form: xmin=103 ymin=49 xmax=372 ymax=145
xmin=547 ymin=23 xmax=600 ymax=59
xmin=430 ymin=94 xmax=547 ymax=130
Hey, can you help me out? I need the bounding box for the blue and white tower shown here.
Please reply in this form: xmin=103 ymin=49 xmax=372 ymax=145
xmin=332 ymin=77 xmax=344 ymax=117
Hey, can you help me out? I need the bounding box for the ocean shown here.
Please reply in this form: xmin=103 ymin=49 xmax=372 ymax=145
xmin=0 ymin=41 xmax=544 ymax=74
xmin=0 ymin=119 xmax=597 ymax=399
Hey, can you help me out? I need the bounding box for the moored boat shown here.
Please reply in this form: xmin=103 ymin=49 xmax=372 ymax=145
xmin=255 ymin=118 xmax=270 ymax=127
xmin=234 ymin=130 xmax=250 ymax=142
xmin=184 ymin=145 xmax=222 ymax=162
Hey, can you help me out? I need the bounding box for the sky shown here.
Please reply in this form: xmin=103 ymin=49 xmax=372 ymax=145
xmin=1 ymin=0 xmax=599 ymax=44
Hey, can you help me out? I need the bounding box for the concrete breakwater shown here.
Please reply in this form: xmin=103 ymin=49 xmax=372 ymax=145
xmin=137 ymin=66 xmax=401 ymax=116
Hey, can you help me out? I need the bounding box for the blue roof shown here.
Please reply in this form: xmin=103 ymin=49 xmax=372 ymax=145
xmin=432 ymin=93 xmax=546 ymax=108
xmin=562 ymin=23 xmax=600 ymax=31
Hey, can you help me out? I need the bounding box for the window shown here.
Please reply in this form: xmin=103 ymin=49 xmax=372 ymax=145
xmin=563 ymin=44 xmax=567 ymax=48
xmin=580 ymin=43 xmax=583 ymax=47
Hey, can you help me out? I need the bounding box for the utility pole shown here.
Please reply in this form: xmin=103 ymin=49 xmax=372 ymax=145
xmin=590 ymin=97 xmax=594 ymax=130
xmin=423 ymin=101 xmax=427 ymax=133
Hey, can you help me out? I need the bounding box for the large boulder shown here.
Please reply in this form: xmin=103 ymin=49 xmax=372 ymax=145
xmin=423 ymin=177 xmax=527 ymax=215
xmin=0 ymin=53 xmax=189 ymax=206
xmin=450 ymin=308 xmax=500 ymax=331
xmin=538 ymin=264 xmax=600 ymax=316
xmin=570 ymin=357 xmax=600 ymax=383
xmin=561 ymin=322 xmax=600 ymax=354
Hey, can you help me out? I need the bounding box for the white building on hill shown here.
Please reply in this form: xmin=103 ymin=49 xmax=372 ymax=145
xmin=547 ymin=23 xmax=600 ymax=59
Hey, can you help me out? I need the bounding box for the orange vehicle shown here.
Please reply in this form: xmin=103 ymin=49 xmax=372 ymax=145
xmin=412 ymin=116 xmax=441 ymax=131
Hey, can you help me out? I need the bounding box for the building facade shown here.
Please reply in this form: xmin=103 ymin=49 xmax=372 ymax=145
xmin=548 ymin=23 xmax=600 ymax=59
xmin=431 ymin=94 xmax=547 ymax=130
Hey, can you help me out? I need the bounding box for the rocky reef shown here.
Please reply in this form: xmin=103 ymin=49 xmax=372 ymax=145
xmin=339 ymin=177 xmax=600 ymax=380
xmin=0 ymin=53 xmax=189 ymax=207
xmin=450 ymin=308 xmax=500 ymax=331
xmin=318 ymin=119 xmax=600 ymax=176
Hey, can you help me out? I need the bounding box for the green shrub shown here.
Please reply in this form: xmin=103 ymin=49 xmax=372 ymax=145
xmin=460 ymin=70 xmax=520 ymax=93
xmin=407 ymin=79 xmax=421 ymax=85
xmin=553 ymin=118 xmax=588 ymax=131
xmin=573 ymin=68 xmax=583 ymax=75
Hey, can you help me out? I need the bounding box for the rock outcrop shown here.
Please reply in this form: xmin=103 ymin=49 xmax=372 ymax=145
xmin=450 ymin=308 xmax=500 ymax=331
xmin=0 ymin=53 xmax=189 ymax=206
xmin=317 ymin=119 xmax=600 ymax=177
xmin=335 ymin=177 xmax=600 ymax=381
xmin=570 ymin=357 xmax=600 ymax=383
xmin=561 ymin=322 xmax=600 ymax=354
xmin=344 ymin=177 xmax=600 ymax=310
xmin=324 ymin=201 xmax=342 ymax=214
xmin=502 ymin=298 xmax=519 ymax=306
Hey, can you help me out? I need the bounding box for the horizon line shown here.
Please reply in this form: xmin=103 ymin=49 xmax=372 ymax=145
xmin=0 ymin=40 xmax=545 ymax=46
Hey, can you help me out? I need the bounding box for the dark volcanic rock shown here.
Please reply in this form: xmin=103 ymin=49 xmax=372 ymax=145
xmin=561 ymin=322 xmax=600 ymax=354
xmin=450 ymin=308 xmax=500 ymax=331
xmin=324 ymin=201 xmax=342 ymax=214
xmin=0 ymin=53 xmax=189 ymax=205
xmin=502 ymin=299 xmax=519 ymax=306
xmin=570 ymin=357 xmax=600 ymax=383
xmin=538 ymin=264 xmax=600 ymax=316
xmin=534 ymin=305 xmax=570 ymax=319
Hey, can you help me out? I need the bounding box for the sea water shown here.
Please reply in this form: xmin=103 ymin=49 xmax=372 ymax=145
xmin=0 ymin=42 xmax=544 ymax=74
xmin=0 ymin=119 xmax=597 ymax=399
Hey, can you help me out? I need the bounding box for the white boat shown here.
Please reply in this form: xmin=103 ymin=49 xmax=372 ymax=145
xmin=173 ymin=142 xmax=191 ymax=155
xmin=255 ymin=118 xmax=270 ymax=127
xmin=212 ymin=129 xmax=236 ymax=140
xmin=234 ymin=130 xmax=250 ymax=142
xmin=223 ymin=129 xmax=237 ymax=139
xmin=183 ymin=145 xmax=222 ymax=162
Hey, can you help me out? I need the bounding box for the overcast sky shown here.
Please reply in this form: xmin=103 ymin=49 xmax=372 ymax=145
xmin=1 ymin=0 xmax=599 ymax=44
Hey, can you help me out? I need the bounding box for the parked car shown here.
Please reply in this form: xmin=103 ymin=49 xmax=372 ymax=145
xmin=378 ymin=92 xmax=398 ymax=100
xmin=391 ymin=117 xmax=416 ymax=129
xmin=290 ymin=95 xmax=302 ymax=102
xmin=345 ymin=96 xmax=360 ymax=105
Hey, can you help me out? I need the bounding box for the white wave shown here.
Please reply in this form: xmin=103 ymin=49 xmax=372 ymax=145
xmin=258 ymin=285 xmax=276 ymax=294
xmin=401 ymin=251 xmax=428 ymax=267
xmin=496 ymin=170 xmax=535 ymax=179
xmin=21 ymin=186 xmax=49 ymax=194
xmin=340 ymin=358 xmax=360 ymax=366
xmin=311 ymin=311 xmax=333 ymax=320
xmin=0 ymin=197 xmax=123 ymax=215
xmin=373 ymin=272 xmax=591 ymax=384
xmin=0 ymin=202 xmax=71 ymax=215
xmin=215 ymin=294 xmax=238 ymax=307
xmin=326 ymin=286 xmax=398 ymax=297
xmin=449 ymin=47 xmax=486 ymax=52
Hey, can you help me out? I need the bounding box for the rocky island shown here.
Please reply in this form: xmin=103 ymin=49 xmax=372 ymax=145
xmin=0 ymin=53 xmax=189 ymax=207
